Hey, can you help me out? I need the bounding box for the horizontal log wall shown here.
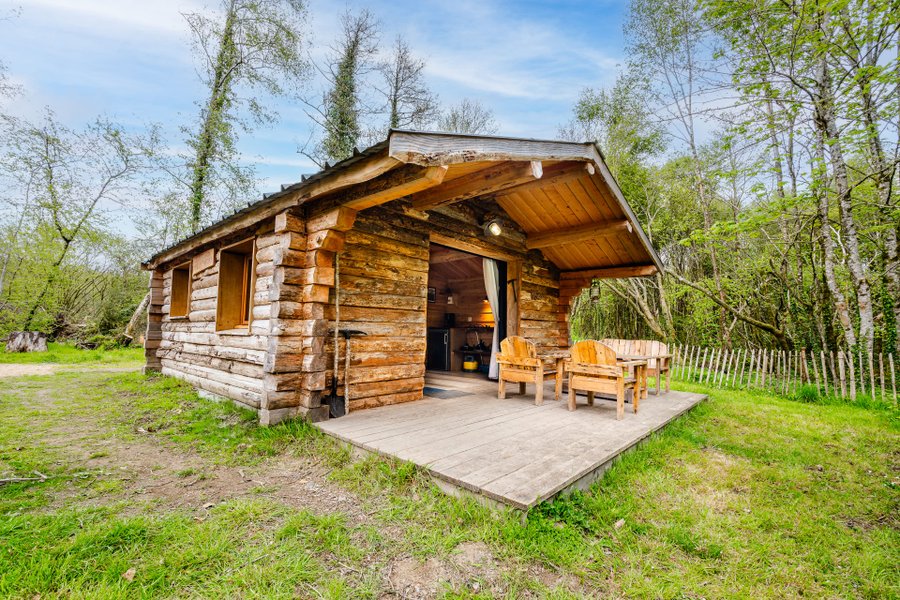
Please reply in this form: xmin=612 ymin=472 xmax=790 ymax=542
xmin=519 ymin=251 xmax=567 ymax=354
xmin=149 ymin=220 xmax=276 ymax=413
xmin=326 ymin=208 xmax=429 ymax=411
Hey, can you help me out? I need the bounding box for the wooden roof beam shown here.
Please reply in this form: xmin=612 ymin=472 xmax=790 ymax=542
xmin=410 ymin=161 xmax=542 ymax=211
xmin=497 ymin=162 xmax=594 ymax=198
xmin=526 ymin=219 xmax=631 ymax=250
xmin=560 ymin=264 xmax=658 ymax=280
xmin=327 ymin=164 xmax=449 ymax=212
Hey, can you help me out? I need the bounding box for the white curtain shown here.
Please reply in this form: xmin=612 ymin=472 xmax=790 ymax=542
xmin=483 ymin=258 xmax=501 ymax=379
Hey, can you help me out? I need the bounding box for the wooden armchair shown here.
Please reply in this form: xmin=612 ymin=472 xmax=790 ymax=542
xmin=497 ymin=336 xmax=560 ymax=405
xmin=567 ymin=340 xmax=638 ymax=419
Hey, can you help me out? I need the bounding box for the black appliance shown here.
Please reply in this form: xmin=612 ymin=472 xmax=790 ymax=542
xmin=426 ymin=328 xmax=450 ymax=370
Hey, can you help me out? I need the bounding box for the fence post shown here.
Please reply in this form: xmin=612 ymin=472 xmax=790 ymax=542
xmin=857 ymin=349 xmax=865 ymax=397
xmin=820 ymin=351 xmax=829 ymax=397
xmin=699 ymin=347 xmax=709 ymax=383
xmin=868 ymin=351 xmax=876 ymax=400
xmin=829 ymin=351 xmax=837 ymax=396
xmin=761 ymin=350 xmax=768 ymax=389
xmin=890 ymin=353 xmax=897 ymax=405
xmin=811 ymin=350 xmax=821 ymax=394
xmin=848 ymin=351 xmax=857 ymax=401
xmin=734 ymin=348 xmax=744 ymax=387
xmin=792 ymin=351 xmax=799 ymax=394
xmin=879 ymin=353 xmax=885 ymax=404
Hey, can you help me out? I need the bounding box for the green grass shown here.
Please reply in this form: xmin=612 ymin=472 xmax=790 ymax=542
xmin=0 ymin=342 xmax=144 ymax=365
xmin=0 ymin=347 xmax=897 ymax=598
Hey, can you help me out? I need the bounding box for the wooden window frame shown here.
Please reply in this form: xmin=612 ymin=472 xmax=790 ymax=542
xmin=215 ymin=237 xmax=257 ymax=333
xmin=169 ymin=261 xmax=192 ymax=319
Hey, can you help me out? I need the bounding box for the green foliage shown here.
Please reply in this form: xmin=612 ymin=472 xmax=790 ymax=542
xmin=795 ymin=384 xmax=820 ymax=403
xmin=0 ymin=342 xmax=142 ymax=364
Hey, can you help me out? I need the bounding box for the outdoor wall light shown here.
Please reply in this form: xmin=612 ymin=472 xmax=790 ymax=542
xmin=484 ymin=219 xmax=503 ymax=236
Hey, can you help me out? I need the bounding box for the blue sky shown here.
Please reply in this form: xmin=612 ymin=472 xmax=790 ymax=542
xmin=1 ymin=0 xmax=628 ymax=196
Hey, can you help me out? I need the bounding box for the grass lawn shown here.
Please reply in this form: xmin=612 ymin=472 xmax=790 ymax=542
xmin=0 ymin=342 xmax=144 ymax=365
xmin=0 ymin=352 xmax=896 ymax=598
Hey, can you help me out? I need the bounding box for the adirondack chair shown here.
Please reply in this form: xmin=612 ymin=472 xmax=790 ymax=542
xmin=497 ymin=336 xmax=560 ymax=405
xmin=600 ymin=338 xmax=671 ymax=395
xmin=567 ymin=340 xmax=638 ymax=419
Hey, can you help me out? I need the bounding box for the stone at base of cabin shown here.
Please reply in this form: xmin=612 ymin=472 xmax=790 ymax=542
xmin=5 ymin=331 xmax=49 ymax=353
xmin=142 ymin=365 xmax=161 ymax=375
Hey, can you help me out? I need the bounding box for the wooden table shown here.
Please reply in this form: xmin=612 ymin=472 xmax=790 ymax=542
xmin=542 ymin=349 xmax=649 ymax=402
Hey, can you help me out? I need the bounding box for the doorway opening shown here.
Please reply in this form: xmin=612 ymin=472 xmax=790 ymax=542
xmin=425 ymin=244 xmax=507 ymax=381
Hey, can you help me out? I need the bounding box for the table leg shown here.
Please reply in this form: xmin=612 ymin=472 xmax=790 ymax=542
xmin=554 ymin=357 xmax=564 ymax=400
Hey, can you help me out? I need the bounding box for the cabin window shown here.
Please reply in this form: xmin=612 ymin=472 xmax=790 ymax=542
xmin=170 ymin=262 xmax=191 ymax=318
xmin=216 ymin=239 xmax=256 ymax=331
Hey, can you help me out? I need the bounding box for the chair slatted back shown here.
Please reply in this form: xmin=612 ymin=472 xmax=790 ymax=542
xmin=500 ymin=336 xmax=536 ymax=360
xmin=571 ymin=340 xmax=617 ymax=366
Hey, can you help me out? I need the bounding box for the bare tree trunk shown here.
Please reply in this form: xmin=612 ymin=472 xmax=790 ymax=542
xmin=812 ymin=43 xmax=872 ymax=352
xmin=814 ymin=127 xmax=857 ymax=349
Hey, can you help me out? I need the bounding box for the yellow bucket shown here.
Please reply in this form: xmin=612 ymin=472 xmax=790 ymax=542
xmin=462 ymin=360 xmax=479 ymax=371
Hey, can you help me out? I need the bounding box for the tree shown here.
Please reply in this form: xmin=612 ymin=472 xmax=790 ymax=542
xmin=626 ymin=0 xmax=734 ymax=345
xmin=436 ymin=98 xmax=499 ymax=135
xmin=377 ymin=35 xmax=439 ymax=131
xmin=182 ymin=0 xmax=310 ymax=233
xmin=303 ymin=9 xmax=379 ymax=166
xmin=0 ymin=111 xmax=150 ymax=332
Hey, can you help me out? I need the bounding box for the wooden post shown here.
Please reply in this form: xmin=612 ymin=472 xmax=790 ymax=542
xmin=705 ymin=348 xmax=717 ymax=384
xmin=868 ymin=351 xmax=876 ymax=400
xmin=820 ymin=351 xmax=829 ymax=397
xmin=857 ymin=349 xmax=866 ymax=397
xmin=791 ymin=351 xmax=798 ymax=394
xmin=879 ymin=353 xmax=885 ymax=404
xmin=781 ymin=351 xmax=788 ymax=395
xmin=810 ymin=350 xmax=821 ymax=394
xmin=829 ymin=351 xmax=837 ymax=396
xmin=752 ymin=349 xmax=761 ymax=387
xmin=725 ymin=349 xmax=735 ymax=386
xmin=760 ymin=350 xmax=768 ymax=389
xmin=718 ymin=349 xmax=731 ymax=387
xmin=848 ymin=350 xmax=857 ymax=401
xmin=732 ymin=348 xmax=743 ymax=387
xmin=699 ymin=347 xmax=709 ymax=383
xmin=890 ymin=353 xmax=897 ymax=406
xmin=681 ymin=345 xmax=691 ymax=380
xmin=837 ymin=351 xmax=846 ymax=398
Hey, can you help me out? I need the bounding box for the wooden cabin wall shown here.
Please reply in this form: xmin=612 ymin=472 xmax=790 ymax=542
xmin=518 ymin=251 xmax=567 ymax=354
xmin=149 ymin=224 xmax=278 ymax=412
xmin=324 ymin=207 xmax=429 ymax=411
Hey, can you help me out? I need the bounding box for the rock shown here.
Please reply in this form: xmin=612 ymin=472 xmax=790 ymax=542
xmin=6 ymin=332 xmax=48 ymax=353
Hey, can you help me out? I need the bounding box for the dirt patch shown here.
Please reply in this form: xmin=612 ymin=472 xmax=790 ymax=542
xmin=0 ymin=364 xmax=58 ymax=377
xmin=16 ymin=378 xmax=368 ymax=523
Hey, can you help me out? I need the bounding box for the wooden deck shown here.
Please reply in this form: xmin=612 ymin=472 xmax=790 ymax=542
xmin=316 ymin=372 xmax=706 ymax=510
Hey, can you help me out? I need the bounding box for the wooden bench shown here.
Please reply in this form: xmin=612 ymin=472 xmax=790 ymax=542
xmin=600 ymin=338 xmax=671 ymax=395
xmin=497 ymin=336 xmax=560 ymax=405
xmin=567 ymin=340 xmax=639 ymax=419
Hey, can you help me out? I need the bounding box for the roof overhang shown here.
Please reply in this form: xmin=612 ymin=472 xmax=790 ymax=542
xmin=144 ymin=130 xmax=662 ymax=278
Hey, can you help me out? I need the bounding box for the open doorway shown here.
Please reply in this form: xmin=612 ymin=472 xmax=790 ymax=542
xmin=425 ymin=244 xmax=507 ymax=380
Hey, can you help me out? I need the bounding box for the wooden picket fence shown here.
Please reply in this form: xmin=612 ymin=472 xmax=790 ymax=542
xmin=669 ymin=344 xmax=898 ymax=405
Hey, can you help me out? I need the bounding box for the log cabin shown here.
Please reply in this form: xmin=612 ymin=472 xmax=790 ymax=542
xmin=141 ymin=131 xmax=662 ymax=425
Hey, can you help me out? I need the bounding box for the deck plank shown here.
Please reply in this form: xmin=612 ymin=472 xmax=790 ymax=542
xmin=316 ymin=372 xmax=705 ymax=509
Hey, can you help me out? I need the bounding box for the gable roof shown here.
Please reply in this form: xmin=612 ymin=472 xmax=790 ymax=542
xmin=144 ymin=130 xmax=662 ymax=277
